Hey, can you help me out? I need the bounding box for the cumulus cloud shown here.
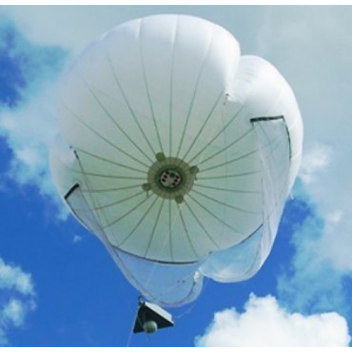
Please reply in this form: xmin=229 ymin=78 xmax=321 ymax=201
xmin=0 ymin=258 xmax=34 ymax=295
xmin=196 ymin=295 xmax=350 ymax=347
xmin=299 ymin=144 xmax=332 ymax=186
xmin=277 ymin=212 xmax=351 ymax=315
xmin=0 ymin=258 xmax=36 ymax=346
xmin=0 ymin=6 xmax=120 ymax=50
xmin=0 ymin=16 xmax=69 ymax=218
xmin=2 ymin=299 xmax=28 ymax=327
xmin=1 ymin=86 xmax=61 ymax=198
xmin=0 ymin=6 xmax=173 ymax=51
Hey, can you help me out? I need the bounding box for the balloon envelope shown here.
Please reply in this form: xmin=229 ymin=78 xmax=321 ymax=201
xmin=50 ymin=14 xmax=303 ymax=307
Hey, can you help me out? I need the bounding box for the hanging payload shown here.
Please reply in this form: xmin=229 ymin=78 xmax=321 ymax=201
xmin=133 ymin=300 xmax=174 ymax=334
xmin=50 ymin=14 xmax=303 ymax=313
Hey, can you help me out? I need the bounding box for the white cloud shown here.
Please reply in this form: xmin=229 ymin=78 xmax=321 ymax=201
xmin=196 ymin=295 xmax=350 ymax=347
xmin=277 ymin=214 xmax=351 ymax=315
xmin=72 ymin=235 xmax=83 ymax=244
xmin=0 ymin=258 xmax=34 ymax=296
xmin=0 ymin=257 xmax=36 ymax=346
xmin=0 ymin=6 xmax=108 ymax=50
xmin=0 ymin=84 xmax=69 ymax=219
xmin=0 ymin=18 xmax=69 ymax=219
xmin=1 ymin=86 xmax=58 ymax=192
xmin=326 ymin=209 xmax=344 ymax=225
xmin=2 ymin=299 xmax=27 ymax=327
xmin=0 ymin=6 xmax=174 ymax=52
xmin=299 ymin=144 xmax=332 ymax=185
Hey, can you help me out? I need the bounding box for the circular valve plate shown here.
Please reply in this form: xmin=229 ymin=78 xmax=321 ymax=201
xmin=144 ymin=154 xmax=199 ymax=202
xmin=159 ymin=169 xmax=182 ymax=189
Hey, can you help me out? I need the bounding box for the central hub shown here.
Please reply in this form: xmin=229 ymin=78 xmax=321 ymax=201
xmin=143 ymin=153 xmax=199 ymax=203
xmin=159 ymin=169 xmax=182 ymax=189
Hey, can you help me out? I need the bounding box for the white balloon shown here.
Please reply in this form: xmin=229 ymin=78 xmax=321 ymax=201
xmin=50 ymin=14 xmax=303 ymax=307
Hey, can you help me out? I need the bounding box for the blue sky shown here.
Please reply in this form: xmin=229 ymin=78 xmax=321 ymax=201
xmin=0 ymin=6 xmax=352 ymax=347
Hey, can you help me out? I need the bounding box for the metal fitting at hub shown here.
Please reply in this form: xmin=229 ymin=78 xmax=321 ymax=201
xmin=142 ymin=153 xmax=199 ymax=203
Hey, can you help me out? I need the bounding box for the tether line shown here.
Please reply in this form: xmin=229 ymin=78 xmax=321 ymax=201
xmin=199 ymin=148 xmax=259 ymax=173
xmin=144 ymin=199 xmax=165 ymax=258
xmin=183 ymin=199 xmax=220 ymax=249
xmin=52 ymin=151 xmax=146 ymax=181
xmin=176 ymin=28 xmax=214 ymax=159
xmin=79 ymin=72 xmax=154 ymax=164
xmin=76 ymin=147 xmax=148 ymax=174
xmin=63 ymin=168 xmax=146 ymax=180
xmin=139 ymin=19 xmax=164 ymax=154
xmin=80 ymin=184 xmax=142 ymax=194
xmin=187 ymin=104 xmax=246 ymax=165
xmin=118 ymin=196 xmax=160 ymax=247
xmin=103 ymin=194 xmax=154 ymax=229
xmin=197 ymin=128 xmax=253 ymax=168
xmin=188 ymin=193 xmax=246 ymax=237
xmin=197 ymin=169 xmax=260 ymax=180
xmin=177 ymin=204 xmax=199 ymax=259
xmin=71 ymin=147 xmax=137 ymax=349
xmin=193 ymin=183 xmax=262 ymax=195
xmin=168 ymin=199 xmax=174 ymax=262
xmin=181 ymin=90 xmax=225 ymax=162
xmin=169 ymin=17 xmax=178 ymax=156
xmin=105 ymin=42 xmax=157 ymax=156
xmin=88 ymin=191 xmax=145 ymax=211
xmin=191 ymin=188 xmax=262 ymax=215
xmin=60 ymin=103 xmax=149 ymax=168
